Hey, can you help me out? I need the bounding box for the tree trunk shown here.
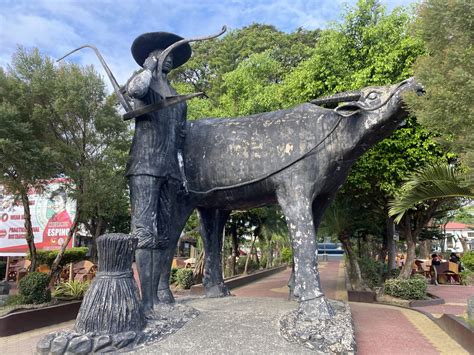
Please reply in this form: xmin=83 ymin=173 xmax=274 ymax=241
xmin=244 ymin=235 xmax=256 ymax=275
xmin=193 ymin=249 xmax=205 ymax=283
xmin=460 ymin=237 xmax=468 ymax=253
xmin=399 ymin=215 xmax=416 ymax=280
xmin=339 ymin=232 xmax=369 ymax=291
xmin=387 ymin=217 xmax=397 ymax=271
xmin=267 ymin=237 xmax=273 ymax=268
xmin=378 ymin=232 xmax=388 ymax=266
xmin=90 ymin=217 xmax=104 ymax=263
xmin=230 ymin=226 xmax=238 ymax=276
xmin=221 ymin=228 xmax=226 ymax=278
xmin=50 ymin=210 xmax=80 ymax=281
xmin=20 ymin=187 xmax=37 ymax=271
xmin=419 ymin=239 xmax=431 ymax=259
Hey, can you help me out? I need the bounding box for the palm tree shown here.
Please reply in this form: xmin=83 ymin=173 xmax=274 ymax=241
xmin=389 ymin=164 xmax=474 ymax=279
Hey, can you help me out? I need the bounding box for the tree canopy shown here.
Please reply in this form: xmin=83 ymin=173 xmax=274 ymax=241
xmin=406 ymin=0 xmax=474 ymax=171
xmin=0 ymin=47 xmax=131 ymax=269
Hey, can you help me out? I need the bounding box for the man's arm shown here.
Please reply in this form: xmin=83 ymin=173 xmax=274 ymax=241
xmin=126 ymin=56 xmax=157 ymax=99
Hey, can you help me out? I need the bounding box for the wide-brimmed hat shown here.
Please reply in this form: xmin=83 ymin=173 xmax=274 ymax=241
xmin=131 ymin=32 xmax=192 ymax=68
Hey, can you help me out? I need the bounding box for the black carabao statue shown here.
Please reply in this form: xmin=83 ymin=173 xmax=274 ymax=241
xmin=154 ymin=78 xmax=423 ymax=320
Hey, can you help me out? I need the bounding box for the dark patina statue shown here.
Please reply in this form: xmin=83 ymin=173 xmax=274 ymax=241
xmin=155 ymin=78 xmax=423 ymax=320
xmin=47 ymin=27 xmax=423 ymax=353
xmin=125 ymin=31 xmax=192 ymax=316
xmin=125 ymin=28 xmax=227 ymax=314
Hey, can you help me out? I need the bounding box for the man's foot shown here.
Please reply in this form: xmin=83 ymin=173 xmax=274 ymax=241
xmin=144 ymin=309 xmax=161 ymax=320
xmin=157 ymin=288 xmax=175 ymax=304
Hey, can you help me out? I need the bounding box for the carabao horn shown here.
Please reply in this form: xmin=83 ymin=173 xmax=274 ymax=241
xmin=310 ymin=90 xmax=361 ymax=106
xmin=156 ymin=26 xmax=227 ymax=74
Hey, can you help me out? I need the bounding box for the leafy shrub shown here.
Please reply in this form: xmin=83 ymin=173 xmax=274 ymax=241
xmin=169 ymin=267 xmax=179 ymax=284
xmin=4 ymin=294 xmax=24 ymax=306
xmin=19 ymin=272 xmax=51 ymax=304
xmin=29 ymin=247 xmax=89 ymax=268
xmin=237 ymin=256 xmax=259 ymax=273
xmin=358 ymin=258 xmax=384 ymax=288
xmin=384 ymin=277 xmax=427 ymax=300
xmin=52 ymin=280 xmax=89 ymax=299
xmin=281 ymin=247 xmax=293 ymax=264
xmin=176 ymin=268 xmax=194 ymax=289
xmin=388 ymin=268 xmax=401 ymax=279
xmin=461 ymin=251 xmax=474 ymax=271
xmin=460 ymin=270 xmax=474 ymax=286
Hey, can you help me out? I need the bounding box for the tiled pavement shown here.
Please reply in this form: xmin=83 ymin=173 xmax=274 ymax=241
xmin=1 ymin=259 xmax=471 ymax=354
xmin=412 ymin=284 xmax=474 ymax=318
xmin=233 ymin=259 xmax=469 ymax=354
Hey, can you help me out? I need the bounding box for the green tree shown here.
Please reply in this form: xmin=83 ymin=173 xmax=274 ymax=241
xmin=0 ymin=49 xmax=61 ymax=270
xmin=173 ymin=24 xmax=320 ymax=117
xmin=179 ymin=1 xmax=440 ymax=277
xmin=252 ymin=206 xmax=288 ymax=269
xmin=282 ymin=0 xmax=437 ymax=271
xmin=281 ymin=0 xmax=423 ymax=106
xmin=1 ymin=48 xmax=130 ymax=276
xmin=406 ymin=0 xmax=474 ymax=170
xmin=46 ymin=62 xmax=130 ymax=271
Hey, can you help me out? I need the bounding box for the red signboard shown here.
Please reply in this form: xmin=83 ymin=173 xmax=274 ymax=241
xmin=0 ymin=179 xmax=76 ymax=256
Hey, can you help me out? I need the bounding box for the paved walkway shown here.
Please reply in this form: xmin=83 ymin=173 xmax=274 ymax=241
xmin=232 ymin=259 xmax=469 ymax=355
xmin=412 ymin=284 xmax=474 ymax=318
xmin=1 ymin=259 xmax=471 ymax=354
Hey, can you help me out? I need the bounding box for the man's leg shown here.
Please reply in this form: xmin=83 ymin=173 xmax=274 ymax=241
xmin=129 ymin=175 xmax=163 ymax=315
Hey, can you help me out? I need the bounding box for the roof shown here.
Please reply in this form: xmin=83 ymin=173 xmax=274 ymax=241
xmin=445 ymin=222 xmax=473 ymax=230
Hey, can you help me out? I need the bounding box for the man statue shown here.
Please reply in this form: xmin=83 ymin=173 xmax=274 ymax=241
xmin=125 ymin=32 xmax=191 ymax=316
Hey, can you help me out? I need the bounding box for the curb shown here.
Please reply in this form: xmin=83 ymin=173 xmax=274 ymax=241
xmin=434 ymin=314 xmax=474 ymax=352
xmin=190 ymin=265 xmax=288 ymax=296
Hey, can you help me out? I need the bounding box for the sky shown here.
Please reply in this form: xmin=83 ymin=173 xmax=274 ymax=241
xmin=0 ymin=0 xmax=417 ymax=91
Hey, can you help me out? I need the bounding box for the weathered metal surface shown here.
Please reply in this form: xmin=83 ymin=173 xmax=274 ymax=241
xmin=156 ymin=78 xmax=423 ymax=320
xmin=280 ymin=299 xmax=356 ymax=352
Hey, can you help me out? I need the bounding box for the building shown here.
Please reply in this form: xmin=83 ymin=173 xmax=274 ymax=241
xmin=444 ymin=222 xmax=474 ymax=252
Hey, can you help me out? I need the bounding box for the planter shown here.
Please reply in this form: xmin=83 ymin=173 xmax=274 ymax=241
xmin=347 ymin=290 xmax=376 ymax=303
xmin=344 ymin=268 xmax=375 ymax=303
xmin=190 ymin=265 xmax=287 ymax=296
xmin=408 ymin=293 xmax=444 ymax=307
xmin=53 ymin=296 xmax=83 ymax=302
xmin=0 ymin=300 xmax=81 ymax=337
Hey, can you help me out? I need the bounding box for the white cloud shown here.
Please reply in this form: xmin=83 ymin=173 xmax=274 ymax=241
xmin=0 ymin=0 xmax=417 ymax=91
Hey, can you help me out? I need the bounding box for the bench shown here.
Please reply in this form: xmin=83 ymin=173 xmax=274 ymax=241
xmin=431 ymin=261 xmax=460 ymax=285
xmin=7 ymin=258 xmax=31 ymax=283
xmin=60 ymin=260 xmax=97 ymax=282
xmin=72 ymin=260 xmax=97 ymax=282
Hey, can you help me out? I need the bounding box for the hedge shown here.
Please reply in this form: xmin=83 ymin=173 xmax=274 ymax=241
xmin=19 ymin=272 xmax=51 ymax=304
xmin=28 ymin=247 xmax=89 ymax=268
xmin=384 ymin=276 xmax=427 ymax=300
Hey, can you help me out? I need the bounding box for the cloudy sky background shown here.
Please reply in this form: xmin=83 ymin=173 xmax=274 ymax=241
xmin=0 ymin=0 xmax=417 ymax=91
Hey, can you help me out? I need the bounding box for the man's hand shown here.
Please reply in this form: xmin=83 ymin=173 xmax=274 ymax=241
xmin=143 ymin=55 xmax=158 ymax=72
